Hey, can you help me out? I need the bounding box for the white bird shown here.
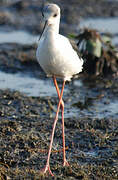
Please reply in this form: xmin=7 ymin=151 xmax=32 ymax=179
xmin=36 ymin=3 xmax=83 ymax=176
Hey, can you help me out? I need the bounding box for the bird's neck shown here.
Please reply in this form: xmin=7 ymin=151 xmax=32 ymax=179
xmin=45 ymin=20 xmax=60 ymax=36
xmin=49 ymin=22 xmax=60 ymax=34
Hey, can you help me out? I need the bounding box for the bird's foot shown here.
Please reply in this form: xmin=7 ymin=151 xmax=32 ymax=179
xmin=63 ymin=159 xmax=69 ymax=167
xmin=40 ymin=164 xmax=54 ymax=177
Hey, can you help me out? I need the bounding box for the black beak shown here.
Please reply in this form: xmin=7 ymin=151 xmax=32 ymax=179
xmin=39 ymin=20 xmax=48 ymax=41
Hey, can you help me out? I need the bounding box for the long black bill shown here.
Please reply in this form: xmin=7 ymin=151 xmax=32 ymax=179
xmin=39 ymin=20 xmax=48 ymax=41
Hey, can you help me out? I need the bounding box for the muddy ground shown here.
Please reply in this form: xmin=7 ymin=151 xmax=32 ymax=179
xmin=0 ymin=79 xmax=118 ymax=179
xmin=0 ymin=0 xmax=118 ymax=179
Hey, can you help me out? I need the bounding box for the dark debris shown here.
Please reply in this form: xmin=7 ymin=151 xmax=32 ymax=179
xmin=0 ymin=90 xmax=117 ymax=179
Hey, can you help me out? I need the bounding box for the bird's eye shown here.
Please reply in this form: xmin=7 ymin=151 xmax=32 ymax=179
xmin=53 ymin=14 xmax=57 ymax=17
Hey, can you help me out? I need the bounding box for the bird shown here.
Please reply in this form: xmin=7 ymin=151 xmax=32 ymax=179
xmin=36 ymin=3 xmax=83 ymax=176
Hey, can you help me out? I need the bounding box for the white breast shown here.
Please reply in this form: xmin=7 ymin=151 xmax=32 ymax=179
xmin=36 ymin=33 xmax=83 ymax=81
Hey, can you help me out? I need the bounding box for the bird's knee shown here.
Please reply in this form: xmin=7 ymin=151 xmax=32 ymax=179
xmin=61 ymin=99 xmax=64 ymax=108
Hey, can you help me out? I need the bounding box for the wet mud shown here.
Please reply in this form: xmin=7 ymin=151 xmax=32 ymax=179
xmin=0 ymin=85 xmax=118 ymax=179
xmin=0 ymin=0 xmax=118 ymax=179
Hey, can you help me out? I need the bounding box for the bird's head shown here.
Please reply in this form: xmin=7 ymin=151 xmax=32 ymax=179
xmin=42 ymin=4 xmax=60 ymax=26
xmin=39 ymin=4 xmax=61 ymax=41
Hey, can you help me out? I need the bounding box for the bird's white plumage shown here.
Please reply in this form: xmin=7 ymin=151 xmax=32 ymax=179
xmin=36 ymin=3 xmax=83 ymax=81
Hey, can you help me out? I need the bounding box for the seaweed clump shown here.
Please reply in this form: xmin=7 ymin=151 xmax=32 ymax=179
xmin=70 ymin=28 xmax=118 ymax=77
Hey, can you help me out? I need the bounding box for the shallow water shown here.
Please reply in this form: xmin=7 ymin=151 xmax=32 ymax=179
xmin=79 ymin=17 xmax=118 ymax=34
xmin=65 ymin=91 xmax=118 ymax=119
xmin=0 ymin=70 xmax=117 ymax=119
xmin=0 ymin=71 xmax=57 ymax=97
xmin=0 ymin=31 xmax=38 ymax=45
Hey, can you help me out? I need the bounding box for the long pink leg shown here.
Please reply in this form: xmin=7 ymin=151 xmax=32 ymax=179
xmin=40 ymin=79 xmax=65 ymax=176
xmin=53 ymin=77 xmax=69 ymax=166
